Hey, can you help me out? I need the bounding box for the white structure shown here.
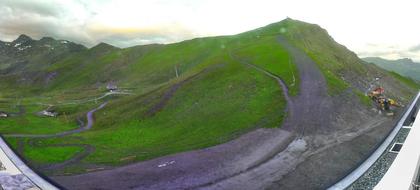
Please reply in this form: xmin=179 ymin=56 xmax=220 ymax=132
xmin=375 ymin=108 xmax=420 ymax=189
xmin=328 ymin=92 xmax=420 ymax=190
xmin=0 ymin=112 xmax=7 ymax=118
xmin=0 ymin=138 xmax=59 ymax=189
xmin=40 ymin=110 xmax=58 ymax=117
xmin=106 ymin=82 xmax=118 ymax=92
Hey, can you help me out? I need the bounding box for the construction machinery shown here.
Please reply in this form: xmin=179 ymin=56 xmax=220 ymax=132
xmin=368 ymin=87 xmax=400 ymax=112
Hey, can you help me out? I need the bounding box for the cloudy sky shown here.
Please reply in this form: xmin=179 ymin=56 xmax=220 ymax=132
xmin=1 ymin=0 xmax=420 ymax=61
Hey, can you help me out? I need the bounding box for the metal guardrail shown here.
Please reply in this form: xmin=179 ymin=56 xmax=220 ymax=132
xmin=328 ymin=91 xmax=420 ymax=190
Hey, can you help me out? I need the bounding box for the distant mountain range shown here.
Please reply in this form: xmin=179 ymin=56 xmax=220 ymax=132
xmin=363 ymin=57 xmax=420 ymax=81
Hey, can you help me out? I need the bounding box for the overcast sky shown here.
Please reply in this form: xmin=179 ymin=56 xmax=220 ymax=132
xmin=1 ymin=0 xmax=420 ymax=61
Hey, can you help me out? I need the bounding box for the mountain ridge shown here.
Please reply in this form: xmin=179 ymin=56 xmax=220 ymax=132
xmin=363 ymin=56 xmax=420 ymax=81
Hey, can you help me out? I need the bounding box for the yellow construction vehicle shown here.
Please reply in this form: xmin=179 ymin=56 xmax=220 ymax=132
xmin=368 ymin=87 xmax=400 ymax=112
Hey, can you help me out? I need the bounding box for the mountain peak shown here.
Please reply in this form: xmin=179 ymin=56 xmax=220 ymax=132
xmin=91 ymin=42 xmax=118 ymax=51
xmin=14 ymin=34 xmax=33 ymax=43
xmin=40 ymin=37 xmax=55 ymax=42
xmin=398 ymin=58 xmax=414 ymax=64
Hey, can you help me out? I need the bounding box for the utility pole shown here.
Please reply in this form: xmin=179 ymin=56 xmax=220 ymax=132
xmin=175 ymin=65 xmax=179 ymax=78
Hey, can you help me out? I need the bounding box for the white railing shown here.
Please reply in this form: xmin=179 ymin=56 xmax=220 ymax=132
xmin=374 ymin=98 xmax=420 ymax=190
xmin=328 ymin=91 xmax=420 ymax=190
xmin=0 ymin=137 xmax=59 ymax=189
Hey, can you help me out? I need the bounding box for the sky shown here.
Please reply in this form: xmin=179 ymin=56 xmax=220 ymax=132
xmin=1 ymin=0 xmax=420 ymax=61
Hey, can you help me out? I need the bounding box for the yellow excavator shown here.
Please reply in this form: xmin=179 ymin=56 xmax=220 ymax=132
xmin=368 ymin=87 xmax=400 ymax=111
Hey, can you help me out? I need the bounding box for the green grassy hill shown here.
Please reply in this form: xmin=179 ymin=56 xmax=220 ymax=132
xmin=0 ymin=18 xmax=418 ymax=175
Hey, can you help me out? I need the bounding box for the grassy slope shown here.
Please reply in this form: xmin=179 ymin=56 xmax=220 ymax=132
xmin=388 ymin=71 xmax=420 ymax=89
xmin=2 ymin=19 xmax=417 ymax=173
xmin=81 ymin=59 xmax=285 ymax=164
xmin=25 ymin=145 xmax=84 ymax=164
xmin=2 ymin=28 xmax=295 ymax=171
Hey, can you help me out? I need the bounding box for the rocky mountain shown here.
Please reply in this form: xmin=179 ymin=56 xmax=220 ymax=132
xmin=0 ymin=34 xmax=86 ymax=86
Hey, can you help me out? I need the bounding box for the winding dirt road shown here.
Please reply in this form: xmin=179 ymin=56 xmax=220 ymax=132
xmin=5 ymin=103 xmax=107 ymax=171
xmin=5 ymin=102 xmax=107 ymax=138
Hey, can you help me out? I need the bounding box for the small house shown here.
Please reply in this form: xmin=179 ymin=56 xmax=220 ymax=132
xmin=106 ymin=82 xmax=118 ymax=92
xmin=40 ymin=110 xmax=58 ymax=117
xmin=0 ymin=111 xmax=8 ymax=118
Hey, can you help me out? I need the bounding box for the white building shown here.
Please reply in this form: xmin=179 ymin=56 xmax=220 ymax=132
xmin=106 ymin=82 xmax=118 ymax=92
xmin=0 ymin=112 xmax=8 ymax=118
xmin=40 ymin=110 xmax=58 ymax=117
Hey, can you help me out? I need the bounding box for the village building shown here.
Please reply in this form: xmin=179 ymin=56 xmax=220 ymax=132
xmin=106 ymin=82 xmax=118 ymax=92
xmin=0 ymin=111 xmax=8 ymax=118
xmin=40 ymin=110 xmax=58 ymax=117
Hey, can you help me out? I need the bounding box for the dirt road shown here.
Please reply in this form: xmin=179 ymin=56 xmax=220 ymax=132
xmin=5 ymin=103 xmax=107 ymax=171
